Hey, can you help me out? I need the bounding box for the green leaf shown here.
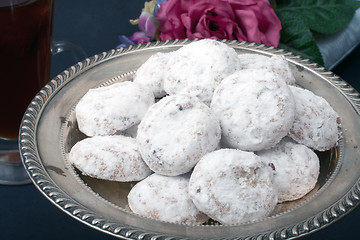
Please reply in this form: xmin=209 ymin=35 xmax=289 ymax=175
xmin=276 ymin=0 xmax=360 ymax=34
xmin=277 ymin=15 xmax=324 ymax=65
xmin=274 ymin=0 xmax=360 ymax=66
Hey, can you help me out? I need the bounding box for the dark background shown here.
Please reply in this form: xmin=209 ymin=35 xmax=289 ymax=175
xmin=50 ymin=0 xmax=145 ymax=78
xmin=1 ymin=0 xmax=360 ymax=239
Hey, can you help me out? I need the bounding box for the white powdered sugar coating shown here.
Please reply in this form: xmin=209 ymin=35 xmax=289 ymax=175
xmin=163 ymin=39 xmax=240 ymax=105
xmin=128 ymin=173 xmax=209 ymax=225
xmin=69 ymin=135 xmax=152 ymax=181
xmin=211 ymin=69 xmax=296 ymax=151
xmin=188 ymin=149 xmax=277 ymax=225
xmin=257 ymin=138 xmax=320 ymax=203
xmin=288 ymin=86 xmax=341 ymax=151
xmin=69 ymin=42 xmax=343 ymax=225
xmin=75 ymin=81 xmax=155 ymax=136
xmin=133 ymin=52 xmax=172 ymax=98
xmin=238 ymin=54 xmax=296 ymax=85
xmin=136 ymin=94 xmax=221 ymax=176
xmin=119 ymin=123 xmax=139 ymax=138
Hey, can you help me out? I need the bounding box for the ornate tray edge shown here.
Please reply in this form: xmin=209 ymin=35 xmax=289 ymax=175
xmin=19 ymin=39 xmax=360 ymax=240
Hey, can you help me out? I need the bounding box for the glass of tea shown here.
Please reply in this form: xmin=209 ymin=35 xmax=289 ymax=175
xmin=0 ymin=0 xmax=55 ymax=184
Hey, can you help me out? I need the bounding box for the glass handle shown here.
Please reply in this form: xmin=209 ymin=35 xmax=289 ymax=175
xmin=51 ymin=40 xmax=87 ymax=62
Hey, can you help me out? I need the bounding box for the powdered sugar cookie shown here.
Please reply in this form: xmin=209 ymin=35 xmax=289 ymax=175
xmin=128 ymin=173 xmax=209 ymax=225
xmin=288 ymin=86 xmax=341 ymax=151
xmin=188 ymin=149 xmax=277 ymax=225
xmin=238 ymin=53 xmax=269 ymax=68
xmin=137 ymin=94 xmax=221 ymax=176
xmin=238 ymin=54 xmax=296 ymax=85
xmin=211 ymin=69 xmax=296 ymax=151
xmin=119 ymin=124 xmax=138 ymax=138
xmin=75 ymin=81 xmax=155 ymax=136
xmin=133 ymin=52 xmax=172 ymax=98
xmin=163 ymin=39 xmax=240 ymax=104
xmin=69 ymin=135 xmax=152 ymax=182
xmin=257 ymin=138 xmax=320 ymax=203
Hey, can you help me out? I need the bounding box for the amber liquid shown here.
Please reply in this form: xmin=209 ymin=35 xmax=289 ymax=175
xmin=0 ymin=0 xmax=54 ymax=139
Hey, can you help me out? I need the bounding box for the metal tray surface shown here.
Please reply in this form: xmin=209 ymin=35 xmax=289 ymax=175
xmin=20 ymin=39 xmax=360 ymax=239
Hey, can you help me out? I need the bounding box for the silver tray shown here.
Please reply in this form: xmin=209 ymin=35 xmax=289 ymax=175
xmin=20 ymin=39 xmax=360 ymax=239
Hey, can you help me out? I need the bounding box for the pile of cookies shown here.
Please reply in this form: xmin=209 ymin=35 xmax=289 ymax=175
xmin=69 ymin=39 xmax=341 ymax=225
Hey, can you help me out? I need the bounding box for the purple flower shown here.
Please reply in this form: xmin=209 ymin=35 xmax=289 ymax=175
xmin=129 ymin=31 xmax=151 ymax=44
xmin=117 ymin=0 xmax=163 ymax=47
xmin=116 ymin=35 xmax=135 ymax=48
xmin=138 ymin=11 xmax=159 ymax=39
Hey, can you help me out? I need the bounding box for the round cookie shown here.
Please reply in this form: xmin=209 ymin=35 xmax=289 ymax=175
xmin=136 ymin=94 xmax=221 ymax=176
xmin=238 ymin=54 xmax=296 ymax=85
xmin=188 ymin=149 xmax=277 ymax=225
xmin=211 ymin=69 xmax=296 ymax=151
xmin=257 ymin=138 xmax=320 ymax=203
xmin=128 ymin=173 xmax=209 ymax=225
xmin=288 ymin=86 xmax=341 ymax=151
xmin=133 ymin=52 xmax=172 ymax=98
xmin=69 ymin=135 xmax=152 ymax=182
xmin=119 ymin=123 xmax=138 ymax=138
xmin=76 ymin=81 xmax=155 ymax=136
xmin=163 ymin=39 xmax=240 ymax=105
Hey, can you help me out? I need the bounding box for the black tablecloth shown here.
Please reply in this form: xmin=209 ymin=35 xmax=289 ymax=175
xmin=1 ymin=0 xmax=360 ymax=239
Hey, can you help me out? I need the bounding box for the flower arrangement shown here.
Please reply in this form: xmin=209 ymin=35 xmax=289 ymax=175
xmin=118 ymin=0 xmax=360 ymax=66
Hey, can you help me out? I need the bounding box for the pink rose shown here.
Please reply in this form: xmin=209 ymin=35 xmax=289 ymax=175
xmin=156 ymin=0 xmax=281 ymax=47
